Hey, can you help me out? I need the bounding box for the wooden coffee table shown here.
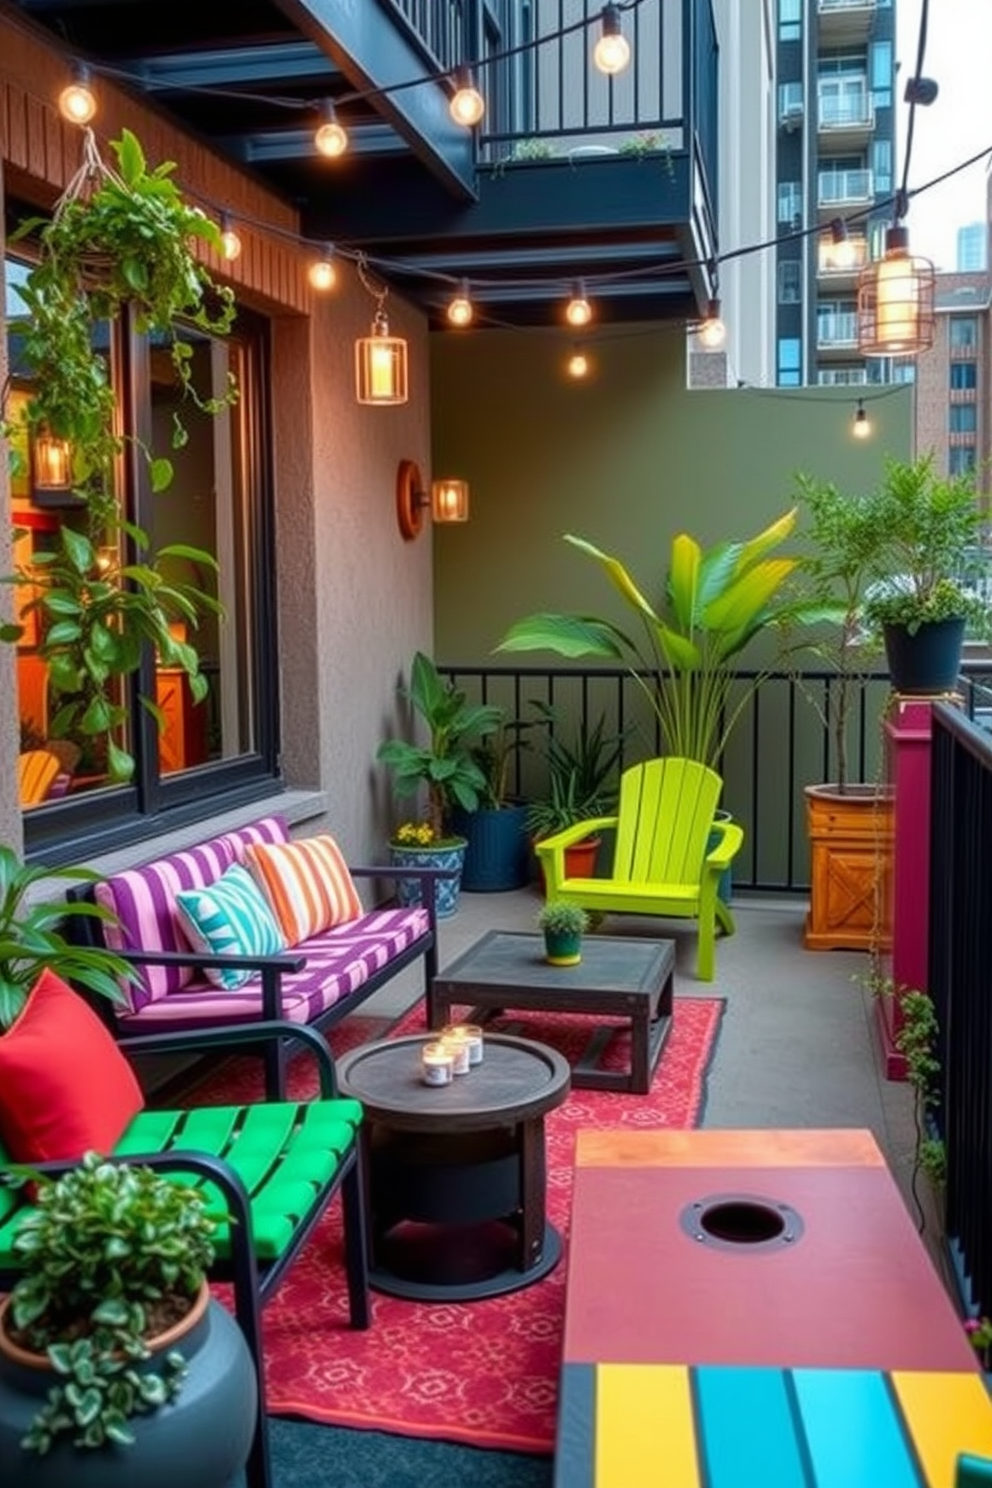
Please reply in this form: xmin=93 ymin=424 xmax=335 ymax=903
xmin=337 ymin=1032 xmax=570 ymax=1301
xmin=430 ymin=930 xmax=675 ymax=1094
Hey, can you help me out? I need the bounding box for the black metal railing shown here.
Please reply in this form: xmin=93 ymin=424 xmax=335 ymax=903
xmin=930 ymin=703 xmax=992 ymax=1319
xmin=439 ymin=662 xmax=898 ymax=893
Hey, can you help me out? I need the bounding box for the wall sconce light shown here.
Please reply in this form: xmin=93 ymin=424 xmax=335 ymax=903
xmin=356 ymin=259 xmax=409 ymax=404
xmin=396 ymin=460 xmax=470 ymax=540
xmin=593 ymin=4 xmax=631 ymax=75
xmin=32 ymin=429 xmax=73 ymax=490
xmin=857 ymin=224 xmax=935 ymax=356
xmin=58 ymin=63 xmax=97 ymax=125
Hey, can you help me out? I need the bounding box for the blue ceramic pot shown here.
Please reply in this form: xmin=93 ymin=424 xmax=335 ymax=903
xmin=389 ymin=839 xmax=467 ymax=917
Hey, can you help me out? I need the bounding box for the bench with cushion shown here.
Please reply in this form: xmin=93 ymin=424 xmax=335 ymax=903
xmin=69 ymin=813 xmax=446 ymax=1098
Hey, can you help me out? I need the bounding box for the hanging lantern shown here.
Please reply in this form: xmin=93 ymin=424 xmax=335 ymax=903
xmin=32 ymin=429 xmax=73 ymax=490
xmin=857 ymin=225 xmax=935 ymax=356
xmin=356 ymin=309 xmax=409 ymax=405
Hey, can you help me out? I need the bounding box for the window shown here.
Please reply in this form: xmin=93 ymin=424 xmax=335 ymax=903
xmin=950 ymin=446 xmax=977 ymax=475
xmin=950 ymin=404 xmax=978 ymax=434
xmin=870 ymin=42 xmax=893 ymax=104
xmin=871 ymin=140 xmax=892 ymax=196
xmin=951 ymin=362 xmax=978 ymax=390
xmin=777 ymin=336 xmax=802 ymax=387
xmin=778 ymin=181 xmax=803 ymax=226
xmin=779 ymin=81 xmax=803 ymax=122
xmin=6 ymin=249 xmax=279 ymax=855
xmin=778 ymin=261 xmax=802 ymax=304
xmin=778 ymin=0 xmax=801 ymax=41
xmin=950 ymin=317 xmax=978 ymax=349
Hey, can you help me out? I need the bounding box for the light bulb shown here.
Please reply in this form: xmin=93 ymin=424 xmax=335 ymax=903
xmin=853 ymin=401 xmax=871 ymax=439
xmin=593 ymin=5 xmax=631 ymax=76
xmin=567 ymin=349 xmax=590 ymax=379
xmin=450 ymin=68 xmax=485 ymax=127
xmin=315 ymin=101 xmax=348 ymax=158
xmin=566 ymin=282 xmax=592 ymax=327
xmin=697 ymin=298 xmax=726 ymax=349
xmin=58 ymin=67 xmax=97 ymax=125
xmin=308 ymin=252 xmax=337 ymax=291
xmin=447 ymin=281 xmax=474 ymax=327
xmin=220 ymin=218 xmax=242 ymax=261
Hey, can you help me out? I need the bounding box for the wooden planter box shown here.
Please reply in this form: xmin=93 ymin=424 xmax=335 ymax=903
xmin=804 ymin=784 xmax=894 ymax=952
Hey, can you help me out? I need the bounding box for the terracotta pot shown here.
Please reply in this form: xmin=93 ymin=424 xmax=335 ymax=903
xmin=534 ymin=834 xmax=602 ymax=892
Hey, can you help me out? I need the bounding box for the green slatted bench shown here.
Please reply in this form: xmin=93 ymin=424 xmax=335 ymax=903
xmin=0 ymin=1021 xmax=370 ymax=1488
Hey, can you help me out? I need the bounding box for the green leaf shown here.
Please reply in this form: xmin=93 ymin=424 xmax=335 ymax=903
xmin=106 ymin=739 xmax=136 ymax=782
xmin=60 ymin=526 xmax=95 ymax=576
xmin=149 ymin=457 xmax=174 ymax=492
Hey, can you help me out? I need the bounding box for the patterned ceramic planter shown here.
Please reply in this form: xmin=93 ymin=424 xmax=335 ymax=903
xmin=389 ymin=839 xmax=467 ymax=918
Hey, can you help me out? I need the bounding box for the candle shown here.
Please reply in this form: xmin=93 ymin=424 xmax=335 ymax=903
xmin=445 ymin=1022 xmax=483 ymax=1065
xmin=421 ymin=1041 xmax=454 ymax=1086
xmin=440 ymin=1030 xmax=472 ymax=1075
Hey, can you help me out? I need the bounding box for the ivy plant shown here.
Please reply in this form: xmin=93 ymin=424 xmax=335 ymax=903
xmin=5 ymin=1152 xmax=216 ymax=1452
xmin=1 ymin=127 xmax=236 ymax=781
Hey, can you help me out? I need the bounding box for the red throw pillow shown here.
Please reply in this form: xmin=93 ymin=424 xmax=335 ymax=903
xmin=0 ymin=968 xmax=145 ymax=1163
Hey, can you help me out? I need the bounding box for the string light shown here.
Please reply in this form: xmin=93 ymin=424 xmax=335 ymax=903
xmin=696 ymin=298 xmax=726 ymax=350
xmin=593 ymin=5 xmax=632 ymax=76
xmin=828 ymin=218 xmax=856 ymax=271
xmin=314 ymin=99 xmax=348 ymax=158
xmin=565 ymin=281 xmax=593 ymax=327
xmin=852 ymin=399 xmax=871 ymax=439
xmin=308 ymin=247 xmax=337 ymax=291
xmin=567 ymin=347 xmax=591 ymax=379
xmin=58 ymin=64 xmax=96 ymax=125
xmin=447 ymin=280 xmax=474 ymax=326
xmin=450 ymin=67 xmax=485 ymax=127
xmin=219 ymin=214 xmax=242 ymax=261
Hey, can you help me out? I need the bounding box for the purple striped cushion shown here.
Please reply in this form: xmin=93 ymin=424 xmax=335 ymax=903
xmin=221 ymin=815 xmax=289 ymax=862
xmin=94 ymin=835 xmax=237 ymax=1010
xmin=110 ymin=907 xmax=430 ymax=1031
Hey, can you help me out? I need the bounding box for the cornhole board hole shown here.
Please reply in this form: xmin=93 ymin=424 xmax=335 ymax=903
xmin=556 ymin=1129 xmax=992 ymax=1488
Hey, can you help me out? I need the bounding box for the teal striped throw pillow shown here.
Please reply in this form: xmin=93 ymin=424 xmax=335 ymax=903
xmin=174 ymin=863 xmax=287 ymax=989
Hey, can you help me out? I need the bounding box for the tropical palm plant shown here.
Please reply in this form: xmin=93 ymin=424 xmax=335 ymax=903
xmin=498 ymin=511 xmax=806 ymax=770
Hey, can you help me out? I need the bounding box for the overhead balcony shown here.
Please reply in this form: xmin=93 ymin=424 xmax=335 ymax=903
xmin=817 ymin=169 xmax=874 ymax=221
xmin=817 ymin=0 xmax=877 ymax=44
xmin=817 ymin=89 xmax=875 ymax=151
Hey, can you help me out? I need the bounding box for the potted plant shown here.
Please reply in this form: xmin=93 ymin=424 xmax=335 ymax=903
xmin=788 ymin=472 xmax=894 ymax=951
xmin=858 ymin=455 xmax=992 ymax=694
xmin=536 ymin=900 xmax=589 ymax=966
xmin=452 ymin=712 xmax=534 ymax=892
xmin=497 ymin=509 xmax=808 ymax=773
xmin=1 ymin=127 xmax=235 ymax=782
xmin=524 ymin=704 xmax=629 ymax=884
xmin=0 ymin=845 xmax=137 ymax=1031
xmin=0 ymin=1152 xmax=256 ymax=1486
xmin=376 ymin=652 xmax=503 ymax=916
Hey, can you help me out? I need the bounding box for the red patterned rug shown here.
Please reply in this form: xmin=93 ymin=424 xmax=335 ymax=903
xmin=188 ymin=997 xmax=724 ymax=1454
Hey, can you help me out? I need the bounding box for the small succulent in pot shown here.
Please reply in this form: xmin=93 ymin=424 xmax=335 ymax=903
xmin=536 ymin=901 xmax=590 ymax=937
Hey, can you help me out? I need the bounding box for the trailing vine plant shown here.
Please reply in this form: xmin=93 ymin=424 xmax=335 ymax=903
xmin=1 ymin=126 xmax=238 ymax=781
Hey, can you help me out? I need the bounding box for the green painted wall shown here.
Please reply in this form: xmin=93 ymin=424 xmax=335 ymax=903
xmin=430 ymin=328 xmax=914 ymax=664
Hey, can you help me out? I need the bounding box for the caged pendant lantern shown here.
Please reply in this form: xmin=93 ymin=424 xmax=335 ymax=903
xmin=857 ymin=224 xmax=935 ymax=357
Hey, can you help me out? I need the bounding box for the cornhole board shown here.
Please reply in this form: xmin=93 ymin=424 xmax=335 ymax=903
xmin=555 ymin=1129 xmax=992 ymax=1488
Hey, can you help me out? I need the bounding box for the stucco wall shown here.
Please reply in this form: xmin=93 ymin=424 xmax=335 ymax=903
xmin=430 ymin=327 xmax=915 ymax=663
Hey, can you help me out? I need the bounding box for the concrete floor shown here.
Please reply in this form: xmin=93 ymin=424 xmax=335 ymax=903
xmin=363 ymin=882 xmax=921 ymax=1224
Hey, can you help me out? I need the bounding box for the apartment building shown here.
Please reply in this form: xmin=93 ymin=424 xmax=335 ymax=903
xmin=774 ymin=0 xmax=898 ymax=388
xmin=913 ymin=273 xmax=992 ymax=492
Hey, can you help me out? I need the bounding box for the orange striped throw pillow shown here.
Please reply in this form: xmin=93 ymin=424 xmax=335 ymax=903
xmin=244 ymin=834 xmax=362 ymax=946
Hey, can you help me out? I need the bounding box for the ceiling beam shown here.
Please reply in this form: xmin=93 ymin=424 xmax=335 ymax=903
xmin=134 ymin=42 xmax=339 ymax=90
xmin=274 ymin=0 xmax=476 ymax=200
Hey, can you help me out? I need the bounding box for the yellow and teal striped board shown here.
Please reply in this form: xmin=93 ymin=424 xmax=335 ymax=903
xmin=555 ymin=1363 xmax=992 ymax=1488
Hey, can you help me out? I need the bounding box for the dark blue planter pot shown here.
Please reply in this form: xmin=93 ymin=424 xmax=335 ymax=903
xmin=883 ymin=617 xmax=966 ymax=696
xmin=452 ymin=804 xmax=530 ymax=891
xmin=389 ymin=840 xmax=466 ymax=917
xmin=0 ymin=1287 xmax=256 ymax=1488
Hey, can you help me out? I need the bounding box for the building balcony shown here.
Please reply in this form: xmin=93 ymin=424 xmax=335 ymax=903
xmin=817 ymin=0 xmax=878 ymax=44
xmin=816 ymin=91 xmax=875 ymax=151
xmin=817 ymin=169 xmax=874 ymax=219
xmin=816 ymin=234 xmax=870 ymax=288
xmin=817 ymin=367 xmax=869 ymax=385
xmin=816 ymin=313 xmax=860 ymax=352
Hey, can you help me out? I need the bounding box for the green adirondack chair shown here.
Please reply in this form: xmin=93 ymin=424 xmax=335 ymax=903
xmin=535 ymin=757 xmax=744 ymax=981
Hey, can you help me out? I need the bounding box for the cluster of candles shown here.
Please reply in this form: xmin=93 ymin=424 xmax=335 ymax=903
xmin=421 ymin=1024 xmax=484 ymax=1085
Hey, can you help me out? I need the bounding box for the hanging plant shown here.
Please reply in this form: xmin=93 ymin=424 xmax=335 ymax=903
xmin=1 ymin=128 xmax=237 ymax=781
